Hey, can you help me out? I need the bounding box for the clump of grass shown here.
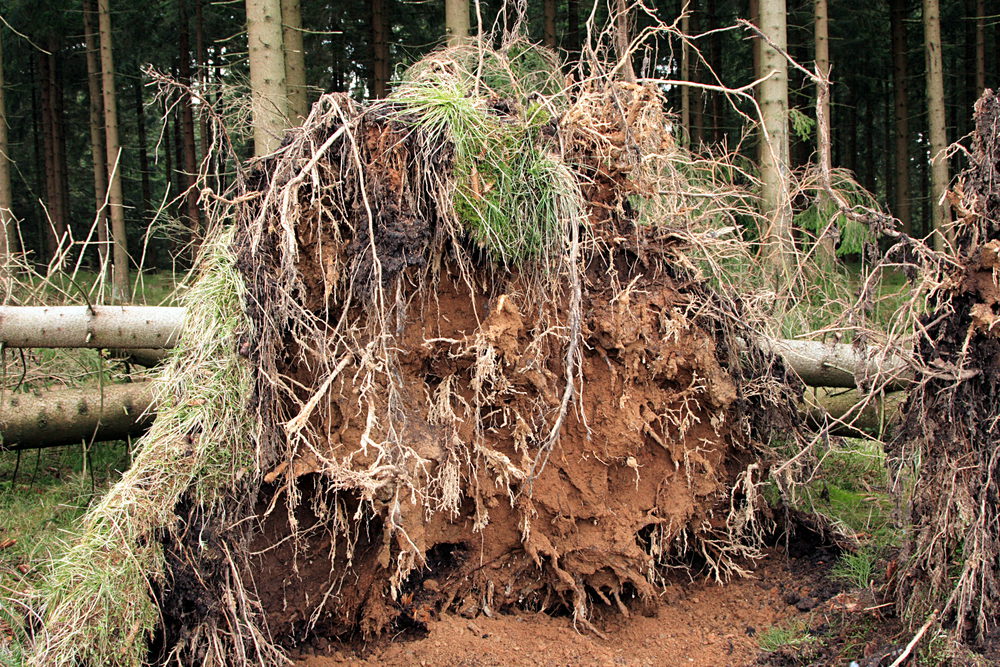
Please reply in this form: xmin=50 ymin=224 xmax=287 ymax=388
xmin=26 ymin=227 xmax=257 ymax=667
xmin=390 ymin=41 xmax=577 ymax=265
xmin=758 ymin=619 xmax=823 ymax=653
xmin=831 ymin=546 xmax=881 ymax=590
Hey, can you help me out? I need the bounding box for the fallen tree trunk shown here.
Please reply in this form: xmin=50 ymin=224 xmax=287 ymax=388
xmin=802 ymin=387 xmax=906 ymax=438
xmin=762 ymin=338 xmax=912 ymax=390
xmin=0 ymin=306 xmax=183 ymax=349
xmin=0 ymin=381 xmax=901 ymax=451
xmin=0 ymin=306 xmax=908 ymax=389
xmin=0 ymin=382 xmax=155 ymax=450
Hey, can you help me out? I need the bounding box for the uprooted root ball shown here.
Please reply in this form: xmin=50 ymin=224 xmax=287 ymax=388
xmin=28 ymin=42 xmax=800 ymax=666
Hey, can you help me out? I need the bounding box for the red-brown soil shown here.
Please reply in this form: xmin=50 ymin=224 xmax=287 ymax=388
xmin=290 ymin=546 xmax=849 ymax=666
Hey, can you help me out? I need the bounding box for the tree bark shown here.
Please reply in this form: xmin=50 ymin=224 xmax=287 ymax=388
xmin=194 ymin=0 xmax=211 ymax=159
xmin=282 ymin=0 xmax=308 ymax=122
xmin=802 ymin=388 xmax=906 ymax=438
xmin=0 ymin=383 xmax=155 ymax=450
xmin=97 ymin=0 xmax=131 ymax=300
xmin=890 ymin=0 xmax=912 ymax=235
xmin=543 ymin=0 xmax=556 ymax=48
xmin=613 ymin=0 xmax=636 ymax=82
xmin=50 ymin=41 xmax=70 ymax=249
xmin=444 ymin=0 xmax=470 ymax=46
xmin=177 ymin=0 xmax=202 ymax=242
xmin=0 ymin=29 xmax=16 ymax=262
xmin=246 ymin=0 xmax=288 ymax=156
xmin=0 ymin=306 xmax=184 ymax=349
xmin=38 ymin=51 xmax=66 ymax=260
xmin=922 ymin=0 xmax=949 ymax=250
xmin=757 ymin=0 xmax=793 ymax=275
xmin=759 ymin=337 xmax=912 ymax=390
xmin=813 ymin=0 xmax=836 ymax=264
xmin=370 ymin=0 xmax=390 ymax=99
xmin=83 ymin=0 xmax=110 ymax=273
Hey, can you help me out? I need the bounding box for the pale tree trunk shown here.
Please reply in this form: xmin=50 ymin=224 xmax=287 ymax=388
xmin=543 ymin=0 xmax=556 ymax=48
xmin=281 ymin=0 xmax=308 ymax=122
xmin=890 ymin=0 xmax=912 ymax=234
xmin=98 ymin=0 xmax=130 ymax=301
xmin=757 ymin=0 xmax=793 ymax=274
xmin=0 ymin=305 xmax=184 ymax=349
xmin=0 ymin=30 xmax=17 ymax=263
xmin=370 ymin=0 xmax=390 ymax=98
xmin=246 ymin=0 xmax=288 ymax=156
xmin=814 ymin=0 xmax=835 ymax=264
xmin=0 ymin=383 xmax=155 ymax=450
xmin=83 ymin=0 xmax=109 ymax=274
xmin=178 ymin=0 xmax=202 ymax=243
xmin=923 ymin=0 xmax=949 ymax=250
xmin=614 ymin=0 xmax=636 ymax=82
xmin=444 ymin=0 xmax=470 ymax=46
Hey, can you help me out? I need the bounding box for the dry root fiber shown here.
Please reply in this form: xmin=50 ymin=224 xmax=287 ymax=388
xmin=891 ymin=90 xmax=1000 ymax=640
xmin=30 ymin=42 xmax=800 ymax=666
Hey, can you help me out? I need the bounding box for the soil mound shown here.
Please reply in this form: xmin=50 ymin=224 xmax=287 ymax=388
xmin=27 ymin=42 xmax=800 ymax=667
xmin=217 ymin=44 xmax=799 ymax=651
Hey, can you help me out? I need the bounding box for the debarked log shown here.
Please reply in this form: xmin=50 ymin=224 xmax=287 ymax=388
xmin=0 ymin=382 xmax=156 ymax=450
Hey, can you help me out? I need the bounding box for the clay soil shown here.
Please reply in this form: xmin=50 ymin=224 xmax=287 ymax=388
xmin=289 ymin=543 xmax=870 ymax=666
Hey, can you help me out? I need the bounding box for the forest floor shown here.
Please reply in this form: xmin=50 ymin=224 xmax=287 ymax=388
xmin=290 ymin=544 xmax=868 ymax=667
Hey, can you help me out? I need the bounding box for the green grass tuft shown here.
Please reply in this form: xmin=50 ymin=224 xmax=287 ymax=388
xmin=25 ymin=227 xmax=256 ymax=667
xmin=390 ymin=42 xmax=577 ymax=265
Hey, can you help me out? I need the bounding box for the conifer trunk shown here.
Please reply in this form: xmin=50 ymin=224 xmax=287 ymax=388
xmin=922 ymin=0 xmax=949 ymax=249
xmin=890 ymin=0 xmax=912 ymax=234
xmin=83 ymin=0 xmax=109 ymax=272
xmin=281 ymin=0 xmax=308 ymax=122
xmin=814 ymin=0 xmax=836 ymax=263
xmin=370 ymin=0 xmax=390 ymax=98
xmin=133 ymin=78 xmax=152 ymax=227
xmin=974 ymin=0 xmax=985 ymax=96
xmin=0 ymin=30 xmax=16 ymax=262
xmin=246 ymin=0 xmax=288 ymax=156
xmin=758 ymin=0 xmax=793 ymax=274
xmin=97 ymin=0 xmax=131 ymax=300
xmin=177 ymin=0 xmax=202 ymax=242
xmin=445 ymin=0 xmax=470 ymax=46
xmin=543 ymin=0 xmax=556 ymax=48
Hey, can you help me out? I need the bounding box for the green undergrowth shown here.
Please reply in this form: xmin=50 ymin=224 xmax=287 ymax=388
xmin=758 ymin=617 xmax=824 ymax=653
xmin=14 ymin=270 xmax=178 ymax=307
xmin=25 ymin=227 xmax=255 ymax=667
xmin=0 ymin=444 xmax=130 ymax=666
xmin=390 ymin=42 xmax=578 ymax=265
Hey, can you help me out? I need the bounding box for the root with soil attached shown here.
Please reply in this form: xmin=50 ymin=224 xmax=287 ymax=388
xmin=25 ymin=37 xmax=801 ymax=667
xmin=890 ymin=89 xmax=1000 ymax=642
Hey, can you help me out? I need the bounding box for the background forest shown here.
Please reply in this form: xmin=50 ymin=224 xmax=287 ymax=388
xmin=0 ymin=0 xmax=994 ymax=278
